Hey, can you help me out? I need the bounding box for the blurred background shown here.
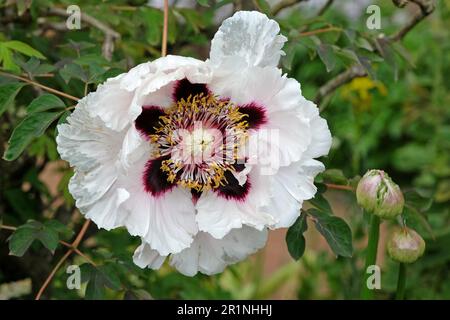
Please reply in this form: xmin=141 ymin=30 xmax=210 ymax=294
xmin=0 ymin=0 xmax=449 ymax=299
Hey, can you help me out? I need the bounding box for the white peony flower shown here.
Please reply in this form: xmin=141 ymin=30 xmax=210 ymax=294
xmin=56 ymin=11 xmax=332 ymax=276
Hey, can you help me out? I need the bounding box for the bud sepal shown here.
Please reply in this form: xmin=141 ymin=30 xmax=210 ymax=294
xmin=356 ymin=169 xmax=404 ymax=219
xmin=387 ymin=227 xmax=426 ymax=264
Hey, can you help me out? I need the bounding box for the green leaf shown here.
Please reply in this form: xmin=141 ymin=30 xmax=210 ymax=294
xmin=45 ymin=220 xmax=74 ymax=238
xmin=93 ymin=68 xmax=123 ymax=84
xmin=355 ymin=37 xmax=374 ymax=51
xmin=375 ymin=38 xmax=398 ymax=80
xmin=321 ymin=169 xmax=348 ymax=185
xmin=2 ymin=41 xmax=46 ymax=59
xmin=59 ymin=63 xmax=88 ymax=83
xmin=317 ymin=43 xmax=336 ymax=72
xmin=4 ymin=188 xmax=39 ymax=220
xmin=74 ymin=54 xmax=108 ymax=67
xmin=28 ymin=134 xmax=58 ymax=160
xmin=8 ymin=225 xmax=37 ymax=257
xmin=8 ymin=220 xmax=64 ymax=256
xmin=36 ymin=228 xmax=59 ymax=253
xmin=308 ymin=193 xmax=332 ymax=214
xmin=16 ymin=57 xmax=55 ymax=76
xmin=3 ymin=111 xmax=64 ymax=161
xmin=0 ymin=46 xmax=20 ymax=73
xmin=139 ymin=8 xmax=162 ymax=46
xmin=403 ymin=189 xmax=434 ymax=238
xmin=81 ymin=263 xmax=122 ymax=300
xmin=27 ymin=94 xmax=66 ymax=114
xmin=179 ymin=9 xmax=205 ymax=34
xmin=16 ymin=56 xmax=40 ymax=74
xmin=0 ymin=82 xmax=26 ymax=116
xmin=286 ymin=214 xmax=308 ymax=260
xmin=99 ymin=264 xmax=121 ymax=290
xmin=404 ymin=189 xmax=433 ymax=212
xmin=333 ymin=46 xmax=359 ymax=65
xmin=308 ymin=209 xmax=353 ymax=258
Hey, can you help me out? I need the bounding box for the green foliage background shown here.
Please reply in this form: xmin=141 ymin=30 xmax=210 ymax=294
xmin=0 ymin=0 xmax=449 ymax=299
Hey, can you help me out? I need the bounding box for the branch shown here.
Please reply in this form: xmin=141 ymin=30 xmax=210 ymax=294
xmin=0 ymin=224 xmax=17 ymax=231
xmin=34 ymin=219 xmax=92 ymax=300
xmin=46 ymin=7 xmax=120 ymax=60
xmin=161 ymin=0 xmax=169 ymax=57
xmin=71 ymin=219 xmax=91 ymax=249
xmin=389 ymin=0 xmax=435 ymax=42
xmin=315 ymin=0 xmax=435 ymax=104
xmin=0 ymin=71 xmax=80 ymax=102
xmin=325 ymin=183 xmax=354 ymax=192
xmin=35 ymin=250 xmax=73 ymax=300
xmin=315 ymin=65 xmax=366 ymax=103
xmin=272 ymin=0 xmax=308 ymax=16
xmin=297 ymin=26 xmax=341 ymax=38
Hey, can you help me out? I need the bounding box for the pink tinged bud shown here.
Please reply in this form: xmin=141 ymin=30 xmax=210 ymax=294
xmin=387 ymin=227 xmax=426 ymax=263
xmin=356 ymin=169 xmax=404 ymax=219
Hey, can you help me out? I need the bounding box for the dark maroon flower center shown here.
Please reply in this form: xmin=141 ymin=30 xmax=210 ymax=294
xmin=135 ymin=78 xmax=266 ymax=202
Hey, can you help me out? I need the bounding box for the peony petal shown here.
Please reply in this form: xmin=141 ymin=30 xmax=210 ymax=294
xmin=210 ymin=11 xmax=287 ymax=68
xmin=133 ymin=242 xmax=167 ymax=269
xmin=128 ymin=56 xmax=212 ymax=121
xmin=195 ymin=170 xmax=275 ymax=239
xmin=84 ymin=75 xmax=135 ymax=132
xmin=263 ymin=159 xmax=325 ymax=228
xmin=170 ymin=227 xmax=268 ymax=276
xmin=120 ymin=155 xmax=198 ymax=256
xmin=57 ymin=101 xmax=128 ymax=230
xmin=56 ymin=101 xmax=123 ymax=172
xmin=300 ymin=100 xmax=333 ymax=160
xmin=210 ymin=66 xmax=313 ymax=169
xmin=134 ymin=226 xmax=267 ymax=277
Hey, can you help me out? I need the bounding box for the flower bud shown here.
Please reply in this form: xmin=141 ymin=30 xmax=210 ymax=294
xmin=356 ymin=169 xmax=404 ymax=219
xmin=387 ymin=227 xmax=426 ymax=263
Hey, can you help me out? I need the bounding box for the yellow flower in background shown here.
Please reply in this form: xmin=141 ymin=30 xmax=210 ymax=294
xmin=340 ymin=77 xmax=387 ymax=111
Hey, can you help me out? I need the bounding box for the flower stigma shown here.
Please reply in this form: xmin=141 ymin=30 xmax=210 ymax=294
xmin=150 ymin=93 xmax=249 ymax=192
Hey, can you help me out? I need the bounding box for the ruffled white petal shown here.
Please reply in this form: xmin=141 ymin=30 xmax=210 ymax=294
xmin=84 ymin=76 xmax=134 ymax=132
xmin=211 ymin=66 xmax=313 ymax=169
xmin=263 ymin=159 xmax=325 ymax=228
xmin=210 ymin=11 xmax=287 ymax=68
xmin=134 ymin=226 xmax=268 ymax=277
xmin=133 ymin=242 xmax=167 ymax=269
xmin=88 ymin=56 xmax=211 ymax=132
xmin=128 ymin=56 xmax=212 ymax=120
xmin=300 ymin=99 xmax=333 ymax=160
xmin=195 ymin=171 xmax=276 ymax=239
xmin=57 ymin=101 xmax=128 ymax=230
xmin=120 ymin=155 xmax=198 ymax=256
xmin=56 ymin=101 xmax=123 ymax=172
xmin=119 ymin=125 xmax=151 ymax=171
xmin=171 ymin=227 xmax=267 ymax=276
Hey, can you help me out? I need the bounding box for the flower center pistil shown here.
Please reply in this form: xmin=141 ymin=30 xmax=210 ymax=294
xmin=150 ymin=93 xmax=248 ymax=191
